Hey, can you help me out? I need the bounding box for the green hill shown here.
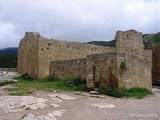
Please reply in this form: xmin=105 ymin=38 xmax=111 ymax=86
xmin=87 ymin=40 xmax=116 ymax=47
xmin=0 ymin=47 xmax=18 ymax=68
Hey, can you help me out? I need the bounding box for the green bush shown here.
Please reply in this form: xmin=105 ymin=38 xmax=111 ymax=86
xmin=98 ymin=88 xmax=127 ymax=98
xmin=62 ymin=76 xmax=86 ymax=87
xmin=98 ymin=87 xmax=151 ymax=99
xmin=53 ymin=75 xmax=88 ymax=91
xmin=126 ymin=87 xmax=151 ymax=99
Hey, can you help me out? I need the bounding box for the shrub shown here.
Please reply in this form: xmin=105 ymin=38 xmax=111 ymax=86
xmin=53 ymin=76 xmax=88 ymax=91
xmin=98 ymin=87 xmax=151 ymax=99
xmin=98 ymin=88 xmax=127 ymax=98
xmin=62 ymin=76 xmax=86 ymax=87
xmin=126 ymin=87 xmax=151 ymax=99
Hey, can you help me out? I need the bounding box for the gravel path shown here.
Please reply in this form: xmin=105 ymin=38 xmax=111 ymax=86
xmin=0 ymin=88 xmax=159 ymax=120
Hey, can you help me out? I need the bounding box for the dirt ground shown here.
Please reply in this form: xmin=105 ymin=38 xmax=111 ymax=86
xmin=0 ymin=84 xmax=159 ymax=120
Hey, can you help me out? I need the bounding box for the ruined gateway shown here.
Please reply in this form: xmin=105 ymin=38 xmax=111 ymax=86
xmin=18 ymin=30 xmax=152 ymax=90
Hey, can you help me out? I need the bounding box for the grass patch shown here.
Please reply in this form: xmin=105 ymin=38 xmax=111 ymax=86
xmin=98 ymin=87 xmax=151 ymax=99
xmin=6 ymin=75 xmax=88 ymax=96
xmin=0 ymin=80 xmax=14 ymax=86
xmin=7 ymin=75 xmax=151 ymax=98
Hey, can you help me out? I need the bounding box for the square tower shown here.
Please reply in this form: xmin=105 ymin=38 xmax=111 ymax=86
xmin=115 ymin=30 xmax=144 ymax=55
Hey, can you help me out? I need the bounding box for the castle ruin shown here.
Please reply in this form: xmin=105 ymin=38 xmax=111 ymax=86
xmin=18 ymin=30 xmax=152 ymax=90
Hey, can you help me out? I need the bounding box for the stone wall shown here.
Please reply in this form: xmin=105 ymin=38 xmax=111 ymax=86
xmin=38 ymin=38 xmax=115 ymax=78
xmin=50 ymin=51 xmax=152 ymax=90
xmin=115 ymin=30 xmax=152 ymax=90
xmin=50 ymin=52 xmax=119 ymax=88
xmin=116 ymin=30 xmax=144 ymax=56
xmin=50 ymin=58 xmax=86 ymax=79
xmin=49 ymin=29 xmax=152 ymax=90
xmin=18 ymin=32 xmax=39 ymax=78
xmin=86 ymin=52 xmax=118 ymax=88
xmin=117 ymin=53 xmax=152 ymax=90
xmin=18 ymin=32 xmax=116 ymax=78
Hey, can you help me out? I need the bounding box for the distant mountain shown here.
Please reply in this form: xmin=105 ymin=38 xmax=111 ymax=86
xmin=0 ymin=47 xmax=18 ymax=54
xmin=0 ymin=47 xmax=18 ymax=68
xmin=143 ymin=32 xmax=160 ymax=48
xmin=87 ymin=40 xmax=116 ymax=47
xmin=143 ymin=32 xmax=160 ymax=43
xmin=87 ymin=32 xmax=160 ymax=48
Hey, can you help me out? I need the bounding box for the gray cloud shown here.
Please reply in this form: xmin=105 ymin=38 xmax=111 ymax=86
xmin=0 ymin=0 xmax=159 ymax=48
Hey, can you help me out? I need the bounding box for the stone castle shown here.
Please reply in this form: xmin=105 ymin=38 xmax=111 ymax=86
xmin=18 ymin=30 xmax=152 ymax=90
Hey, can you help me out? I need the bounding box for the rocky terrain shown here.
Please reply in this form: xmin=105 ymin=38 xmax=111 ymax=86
xmin=0 ymin=71 xmax=18 ymax=81
xmin=0 ymin=72 xmax=159 ymax=120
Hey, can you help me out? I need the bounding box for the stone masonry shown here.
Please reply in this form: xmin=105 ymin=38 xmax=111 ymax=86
xmin=18 ymin=30 xmax=152 ymax=90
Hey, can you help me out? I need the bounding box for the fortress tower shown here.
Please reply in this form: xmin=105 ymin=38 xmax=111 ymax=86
xmin=116 ymin=29 xmax=144 ymax=55
xmin=18 ymin=30 xmax=152 ymax=90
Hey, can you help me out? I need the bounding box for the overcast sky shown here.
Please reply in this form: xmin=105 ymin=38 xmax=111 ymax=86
xmin=0 ymin=0 xmax=159 ymax=49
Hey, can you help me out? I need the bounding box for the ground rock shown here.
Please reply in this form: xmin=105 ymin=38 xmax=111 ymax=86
xmin=21 ymin=110 xmax=66 ymax=120
xmin=91 ymin=103 xmax=115 ymax=109
xmin=48 ymin=94 xmax=77 ymax=100
xmin=89 ymin=91 xmax=99 ymax=95
xmin=0 ymin=96 xmax=48 ymax=113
